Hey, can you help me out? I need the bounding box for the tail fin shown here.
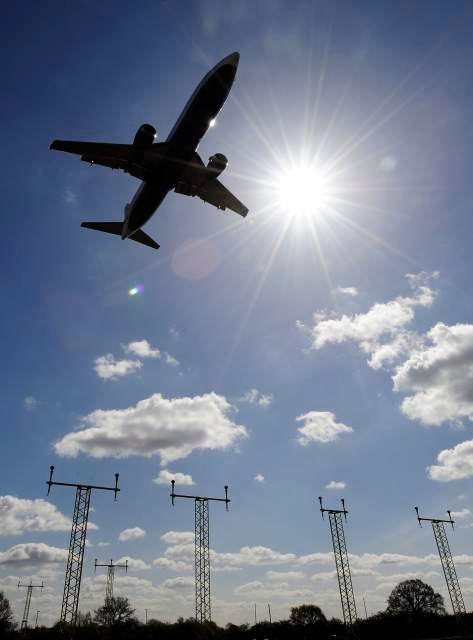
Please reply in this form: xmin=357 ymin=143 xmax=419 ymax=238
xmin=81 ymin=221 xmax=160 ymax=250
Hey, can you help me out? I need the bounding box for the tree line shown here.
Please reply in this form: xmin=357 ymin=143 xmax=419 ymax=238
xmin=1 ymin=579 xmax=472 ymax=639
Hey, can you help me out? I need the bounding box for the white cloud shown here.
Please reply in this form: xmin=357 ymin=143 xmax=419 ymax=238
xmin=213 ymin=546 xmax=296 ymax=568
xmin=94 ymin=354 xmax=142 ymax=380
xmin=325 ymin=480 xmax=346 ymax=490
xmin=336 ymin=286 xmax=358 ymax=297
xmin=164 ymin=352 xmax=180 ymax=367
xmin=124 ymin=339 xmax=161 ymax=359
xmin=115 ymin=556 xmax=150 ymax=570
xmin=153 ymin=470 xmax=194 ymax=486
xmin=450 ymin=508 xmax=471 ymax=519
xmin=300 ymin=272 xmax=437 ymax=370
xmin=239 ymin=389 xmax=273 ymax=407
xmin=162 ymin=576 xmax=194 ymax=590
xmin=161 ymin=531 xmax=195 ymax=545
xmin=254 ymin=473 xmax=265 ymax=483
xmin=394 ymin=322 xmax=473 ymax=426
xmin=118 ymin=527 xmax=146 ymax=542
xmin=266 ymin=570 xmax=305 ymax=582
xmin=153 ymin=557 xmax=193 ymax=572
xmin=296 ymin=411 xmax=353 ymax=445
xmin=97 ymin=542 xmax=110 ymax=547
xmin=54 ymin=392 xmax=248 ymax=464
xmin=428 ymin=440 xmax=473 ymax=481
xmin=0 ymin=543 xmax=67 ymax=565
xmin=0 ymin=496 xmax=70 ymax=535
xmin=24 ymin=396 xmax=39 ymax=411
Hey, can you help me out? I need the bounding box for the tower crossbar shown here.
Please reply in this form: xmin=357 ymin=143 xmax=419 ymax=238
xmin=319 ymin=497 xmax=357 ymax=626
xmin=18 ymin=581 xmax=43 ymax=630
xmin=170 ymin=480 xmax=230 ymax=623
xmin=46 ymin=466 xmax=120 ymax=626
xmin=94 ymin=559 xmax=128 ymax=602
xmin=415 ymin=507 xmax=466 ymax=615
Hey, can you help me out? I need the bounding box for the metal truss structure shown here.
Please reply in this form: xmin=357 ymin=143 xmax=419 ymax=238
xmin=18 ymin=581 xmax=43 ymax=629
xmin=319 ymin=497 xmax=357 ymax=627
xmin=94 ymin=558 xmax=128 ymax=602
xmin=171 ymin=480 xmax=230 ymax=623
xmin=415 ymin=507 xmax=466 ymax=615
xmin=46 ymin=466 xmax=120 ymax=626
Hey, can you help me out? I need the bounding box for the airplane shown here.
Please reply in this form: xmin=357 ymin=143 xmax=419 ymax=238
xmin=50 ymin=52 xmax=248 ymax=250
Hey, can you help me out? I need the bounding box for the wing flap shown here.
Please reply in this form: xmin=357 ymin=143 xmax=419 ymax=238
xmin=197 ymin=179 xmax=249 ymax=217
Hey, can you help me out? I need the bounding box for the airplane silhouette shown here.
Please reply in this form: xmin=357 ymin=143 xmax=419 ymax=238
xmin=50 ymin=52 xmax=248 ymax=250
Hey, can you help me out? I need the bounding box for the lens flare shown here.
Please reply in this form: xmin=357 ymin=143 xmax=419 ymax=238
xmin=128 ymin=284 xmax=144 ymax=296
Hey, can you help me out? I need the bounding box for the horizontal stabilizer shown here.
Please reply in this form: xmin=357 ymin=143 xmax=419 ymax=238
xmin=81 ymin=221 xmax=123 ymax=236
xmin=128 ymin=229 xmax=160 ymax=250
xmin=81 ymin=221 xmax=160 ymax=250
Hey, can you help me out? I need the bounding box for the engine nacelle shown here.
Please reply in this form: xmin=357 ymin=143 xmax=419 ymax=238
xmin=207 ymin=153 xmax=228 ymax=178
xmin=133 ymin=123 xmax=156 ymax=149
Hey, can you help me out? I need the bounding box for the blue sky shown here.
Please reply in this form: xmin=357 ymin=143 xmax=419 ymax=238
xmin=2 ymin=0 xmax=473 ymax=627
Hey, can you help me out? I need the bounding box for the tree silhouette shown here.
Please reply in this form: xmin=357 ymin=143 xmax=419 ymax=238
xmin=94 ymin=596 xmax=137 ymax=625
xmin=290 ymin=604 xmax=327 ymax=625
xmin=0 ymin=591 xmax=14 ymax=631
xmin=386 ymin=579 xmax=446 ymax=616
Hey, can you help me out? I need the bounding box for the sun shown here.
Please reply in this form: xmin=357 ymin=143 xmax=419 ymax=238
xmin=275 ymin=164 xmax=334 ymax=219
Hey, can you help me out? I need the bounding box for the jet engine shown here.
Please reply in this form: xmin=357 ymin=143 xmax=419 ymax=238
xmin=207 ymin=153 xmax=228 ymax=178
xmin=133 ymin=123 xmax=157 ymax=148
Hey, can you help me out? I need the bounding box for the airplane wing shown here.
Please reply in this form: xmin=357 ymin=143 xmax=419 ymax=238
xmin=197 ymin=179 xmax=249 ymax=217
xmin=50 ymin=141 xmax=135 ymax=170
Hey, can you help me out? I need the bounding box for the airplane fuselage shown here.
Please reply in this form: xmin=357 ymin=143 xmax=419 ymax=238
xmin=123 ymin=53 xmax=239 ymax=238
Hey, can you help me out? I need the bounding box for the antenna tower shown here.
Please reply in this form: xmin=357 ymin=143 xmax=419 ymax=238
xmin=319 ymin=496 xmax=357 ymax=627
xmin=94 ymin=558 xmax=128 ymax=602
xmin=170 ymin=480 xmax=230 ymax=622
xmin=415 ymin=506 xmax=466 ymax=614
xmin=46 ymin=465 xmax=120 ymax=626
xmin=17 ymin=580 xmax=43 ymax=629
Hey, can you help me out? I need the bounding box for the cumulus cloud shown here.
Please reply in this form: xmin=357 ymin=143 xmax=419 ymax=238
xmin=254 ymin=473 xmax=265 ymax=483
xmin=118 ymin=527 xmax=146 ymax=542
xmin=153 ymin=470 xmax=194 ymax=486
xmin=0 ymin=543 xmax=67 ymax=565
xmin=266 ymin=570 xmax=305 ymax=582
xmin=428 ymin=440 xmax=473 ymax=481
xmin=153 ymin=557 xmax=193 ymax=572
xmin=162 ymin=576 xmax=194 ymax=590
xmin=115 ymin=556 xmax=150 ymax=570
xmin=296 ymin=411 xmax=353 ymax=445
xmin=123 ymin=340 xmax=161 ymax=359
xmin=299 ymin=272 xmax=437 ymax=370
xmin=393 ymin=323 xmax=473 ymax=426
xmin=213 ymin=546 xmax=296 ymax=568
xmin=122 ymin=340 xmax=179 ymax=367
xmin=54 ymin=392 xmax=248 ymax=464
xmin=0 ymin=496 xmax=71 ymax=535
xmin=94 ymin=354 xmax=142 ymax=380
xmin=335 ymin=286 xmax=358 ymax=297
xmin=325 ymin=480 xmax=346 ymax=490
xmin=161 ymin=531 xmax=195 ymax=545
xmin=239 ymin=389 xmax=273 ymax=407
